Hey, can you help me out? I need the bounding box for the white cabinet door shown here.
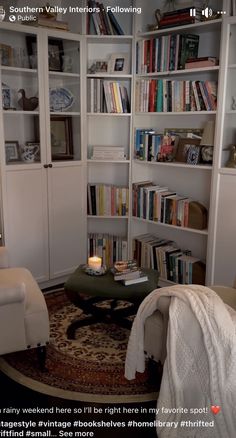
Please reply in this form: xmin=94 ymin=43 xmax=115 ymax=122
xmin=3 ymin=167 xmax=49 ymax=281
xmin=47 ymin=164 xmax=86 ymax=279
xmin=213 ymin=174 xmax=236 ymax=287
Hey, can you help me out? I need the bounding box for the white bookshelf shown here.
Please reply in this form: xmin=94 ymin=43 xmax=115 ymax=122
xmin=0 ymin=0 xmax=235 ymax=287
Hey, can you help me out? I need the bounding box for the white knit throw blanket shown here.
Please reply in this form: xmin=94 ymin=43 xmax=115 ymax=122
xmin=125 ymin=285 xmax=236 ymax=438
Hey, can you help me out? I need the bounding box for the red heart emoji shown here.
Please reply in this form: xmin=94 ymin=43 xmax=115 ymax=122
xmin=211 ymin=405 xmax=221 ymax=415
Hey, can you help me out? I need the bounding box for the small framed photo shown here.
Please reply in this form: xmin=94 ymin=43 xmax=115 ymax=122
xmin=5 ymin=141 xmax=20 ymax=163
xmin=50 ymin=116 xmax=73 ymax=160
xmin=108 ymin=53 xmax=129 ymax=74
xmin=187 ymin=145 xmax=201 ymax=165
xmin=0 ymin=43 xmax=13 ymax=66
xmin=174 ymin=138 xmax=201 ymax=163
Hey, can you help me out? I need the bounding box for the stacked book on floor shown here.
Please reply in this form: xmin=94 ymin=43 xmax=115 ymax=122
xmin=135 ymin=79 xmax=217 ymax=112
xmin=112 ymin=260 xmax=148 ymax=286
xmin=88 ymin=79 xmax=130 ymax=113
xmin=133 ymin=234 xmax=206 ymax=285
xmin=88 ymin=233 xmax=128 ymax=266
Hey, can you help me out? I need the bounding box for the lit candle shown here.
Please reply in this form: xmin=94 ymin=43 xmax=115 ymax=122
xmin=88 ymin=256 xmax=102 ymax=270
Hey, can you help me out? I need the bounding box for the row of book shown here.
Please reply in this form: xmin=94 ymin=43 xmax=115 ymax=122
xmin=136 ymin=33 xmax=199 ymax=74
xmin=158 ymin=6 xmax=202 ymax=29
xmin=88 ymin=233 xmax=128 ymax=267
xmin=87 ymin=184 xmax=129 ymax=216
xmin=134 ymin=129 xmax=177 ymax=162
xmin=135 ymin=79 xmax=217 ymax=113
xmin=88 ymin=79 xmax=130 ymax=113
xmin=87 ymin=1 xmax=124 ymax=35
xmin=112 ymin=260 xmax=148 ymax=286
xmin=132 ymin=181 xmax=208 ymax=228
xmin=133 ymin=233 xmax=206 ymax=285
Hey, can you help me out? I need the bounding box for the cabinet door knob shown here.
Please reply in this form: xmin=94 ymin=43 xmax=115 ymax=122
xmin=48 ymin=163 xmax=53 ymax=168
xmin=43 ymin=164 xmax=48 ymax=168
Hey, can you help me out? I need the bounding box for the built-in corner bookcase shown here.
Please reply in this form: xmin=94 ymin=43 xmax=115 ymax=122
xmin=131 ymin=0 xmax=229 ymax=286
xmin=0 ymin=0 xmax=235 ymax=288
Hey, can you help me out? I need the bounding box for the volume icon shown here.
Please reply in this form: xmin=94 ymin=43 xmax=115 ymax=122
xmin=202 ymin=7 xmax=213 ymax=18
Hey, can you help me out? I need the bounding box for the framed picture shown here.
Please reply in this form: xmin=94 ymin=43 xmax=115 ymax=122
xmin=48 ymin=39 xmax=64 ymax=72
xmin=187 ymin=145 xmax=201 ymax=165
xmin=50 ymin=116 xmax=73 ymax=160
xmin=108 ymin=53 xmax=129 ymax=74
xmin=0 ymin=43 xmax=13 ymax=66
xmin=88 ymin=60 xmax=108 ymax=74
xmin=174 ymin=138 xmax=201 ymax=163
xmin=5 ymin=141 xmax=20 ymax=163
xmin=26 ymin=36 xmax=64 ymax=71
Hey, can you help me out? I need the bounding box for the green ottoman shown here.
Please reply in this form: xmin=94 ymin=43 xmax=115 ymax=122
xmin=65 ymin=265 xmax=158 ymax=338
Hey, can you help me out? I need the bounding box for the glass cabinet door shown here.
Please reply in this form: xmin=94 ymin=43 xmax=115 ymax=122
xmin=47 ymin=35 xmax=81 ymax=162
xmin=1 ymin=29 xmax=41 ymax=165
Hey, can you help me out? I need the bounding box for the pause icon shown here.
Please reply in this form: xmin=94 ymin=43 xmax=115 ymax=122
xmin=190 ymin=8 xmax=196 ymax=16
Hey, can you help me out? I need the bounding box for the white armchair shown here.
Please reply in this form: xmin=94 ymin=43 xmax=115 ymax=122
xmin=0 ymin=247 xmax=50 ymax=367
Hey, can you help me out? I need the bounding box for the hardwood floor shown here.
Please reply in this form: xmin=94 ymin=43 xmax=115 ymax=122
xmin=0 ymin=371 xmax=157 ymax=437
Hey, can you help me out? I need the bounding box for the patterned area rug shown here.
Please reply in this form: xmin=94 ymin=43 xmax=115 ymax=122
xmin=0 ymin=291 xmax=160 ymax=403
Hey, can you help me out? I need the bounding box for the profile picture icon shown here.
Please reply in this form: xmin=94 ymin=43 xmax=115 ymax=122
xmin=0 ymin=6 xmax=5 ymax=21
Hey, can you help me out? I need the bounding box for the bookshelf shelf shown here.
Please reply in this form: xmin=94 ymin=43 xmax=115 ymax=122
xmin=49 ymin=71 xmax=80 ymax=78
xmin=132 ymin=217 xmax=208 ymax=235
xmin=87 ymin=215 xmax=129 ymax=219
xmin=49 ymin=112 xmax=81 ymax=116
xmin=88 ymin=113 xmax=131 ymax=116
xmin=219 ymin=167 xmax=236 ymax=175
xmin=86 ymin=35 xmax=133 ymax=43
xmin=87 ymin=74 xmax=132 ymax=78
xmin=137 ymin=19 xmax=222 ymax=38
xmin=135 ymin=111 xmax=217 ymax=116
xmin=136 ymin=67 xmax=219 ymax=78
xmin=87 ymin=159 xmax=130 ymax=164
xmin=133 ymin=160 xmax=212 ymax=170
xmin=1 ymin=66 xmax=37 ymax=74
xmin=3 ymin=110 xmax=39 ymax=115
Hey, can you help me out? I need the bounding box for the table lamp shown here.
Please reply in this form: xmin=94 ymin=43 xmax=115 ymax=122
xmin=200 ymin=121 xmax=215 ymax=164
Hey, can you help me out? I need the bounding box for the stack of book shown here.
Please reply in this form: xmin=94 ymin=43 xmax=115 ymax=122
xmin=133 ymin=234 xmax=206 ymax=285
xmin=87 ymin=184 xmax=129 ymax=216
xmin=87 ymin=1 xmax=124 ymax=35
xmin=88 ymin=233 xmax=128 ymax=266
xmin=135 ymin=79 xmax=217 ymax=112
xmin=88 ymin=79 xmax=130 ymax=113
xmin=159 ymin=7 xmax=202 ymax=29
xmin=185 ymin=57 xmax=218 ymax=69
xmin=136 ymin=33 xmax=199 ymax=73
xmin=112 ymin=260 xmax=148 ymax=285
xmin=90 ymin=146 xmax=126 ymax=160
xmin=24 ymin=17 xmax=69 ymax=31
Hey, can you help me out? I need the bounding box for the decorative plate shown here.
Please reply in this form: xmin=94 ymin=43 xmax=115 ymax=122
xmin=49 ymin=87 xmax=74 ymax=112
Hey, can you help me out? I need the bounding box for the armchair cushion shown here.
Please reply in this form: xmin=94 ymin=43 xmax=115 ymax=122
xmin=0 ymin=247 xmax=9 ymax=268
xmin=0 ymin=261 xmax=49 ymax=355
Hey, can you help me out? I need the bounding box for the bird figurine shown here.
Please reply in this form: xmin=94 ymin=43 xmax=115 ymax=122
xmin=18 ymin=89 xmax=39 ymax=111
